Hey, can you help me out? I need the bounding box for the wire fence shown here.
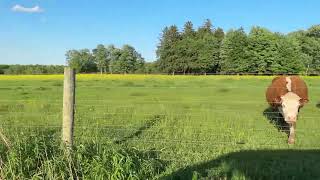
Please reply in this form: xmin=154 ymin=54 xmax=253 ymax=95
xmin=2 ymin=72 xmax=320 ymax=76
xmin=1 ymin=73 xmax=320 ymax=151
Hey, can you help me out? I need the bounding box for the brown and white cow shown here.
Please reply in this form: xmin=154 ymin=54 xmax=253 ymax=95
xmin=266 ymin=76 xmax=309 ymax=144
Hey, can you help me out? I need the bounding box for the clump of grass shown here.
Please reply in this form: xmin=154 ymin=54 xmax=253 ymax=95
xmin=4 ymin=104 xmax=25 ymax=112
xmin=120 ymin=82 xmax=145 ymax=87
xmin=35 ymin=87 xmax=50 ymax=91
xmin=130 ymin=92 xmax=146 ymax=97
xmin=0 ymin=105 xmax=9 ymax=112
xmin=217 ymin=88 xmax=230 ymax=93
xmin=133 ymin=84 xmax=145 ymax=87
xmin=40 ymin=104 xmax=52 ymax=113
xmin=0 ymin=130 xmax=167 ymax=179
xmin=121 ymin=81 xmax=135 ymax=87
xmin=52 ymin=82 xmax=62 ymax=87
xmin=20 ymin=92 xmax=30 ymax=96
xmin=0 ymin=88 xmax=12 ymax=90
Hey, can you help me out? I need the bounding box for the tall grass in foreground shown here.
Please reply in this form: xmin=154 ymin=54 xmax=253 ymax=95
xmin=0 ymin=130 xmax=166 ymax=179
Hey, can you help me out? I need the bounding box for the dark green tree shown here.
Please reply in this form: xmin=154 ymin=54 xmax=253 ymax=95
xmin=156 ymin=25 xmax=181 ymax=74
xmin=291 ymin=28 xmax=320 ymax=74
xmin=107 ymin=45 xmax=122 ymax=74
xmin=306 ymin=25 xmax=320 ymax=38
xmin=79 ymin=49 xmax=96 ymax=73
xmin=182 ymin=21 xmax=196 ymax=38
xmin=220 ymin=28 xmax=249 ymax=73
xmin=92 ymin=44 xmax=109 ymax=74
xmin=195 ymin=20 xmax=221 ymax=74
xmin=110 ymin=45 xmax=145 ymax=74
xmin=66 ymin=50 xmax=82 ymax=73
xmin=271 ymin=34 xmax=305 ymax=73
xmin=198 ymin=19 xmax=213 ymax=35
xmin=246 ymin=27 xmax=279 ymax=73
xmin=214 ymin=27 xmax=225 ymax=42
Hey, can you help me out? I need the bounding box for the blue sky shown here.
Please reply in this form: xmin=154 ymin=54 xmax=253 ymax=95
xmin=0 ymin=0 xmax=319 ymax=65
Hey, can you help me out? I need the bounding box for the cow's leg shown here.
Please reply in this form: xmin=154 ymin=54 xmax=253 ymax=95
xmin=288 ymin=122 xmax=296 ymax=144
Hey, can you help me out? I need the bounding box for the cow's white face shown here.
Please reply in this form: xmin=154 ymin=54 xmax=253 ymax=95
xmin=278 ymin=92 xmax=301 ymax=123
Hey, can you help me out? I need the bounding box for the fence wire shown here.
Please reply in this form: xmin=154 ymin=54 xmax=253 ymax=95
xmin=1 ymin=77 xmax=320 ymax=151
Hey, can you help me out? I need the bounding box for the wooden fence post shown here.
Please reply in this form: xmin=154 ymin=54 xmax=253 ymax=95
xmin=62 ymin=67 xmax=75 ymax=147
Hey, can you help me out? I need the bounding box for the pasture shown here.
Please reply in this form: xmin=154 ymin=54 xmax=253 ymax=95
xmin=0 ymin=74 xmax=320 ymax=179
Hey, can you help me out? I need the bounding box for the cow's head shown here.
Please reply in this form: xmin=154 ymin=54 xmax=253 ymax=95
xmin=276 ymin=92 xmax=306 ymax=123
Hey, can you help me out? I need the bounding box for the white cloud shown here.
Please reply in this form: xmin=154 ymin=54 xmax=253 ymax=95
xmin=12 ymin=4 xmax=44 ymax=13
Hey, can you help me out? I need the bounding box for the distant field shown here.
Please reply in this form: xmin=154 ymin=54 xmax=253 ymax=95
xmin=1 ymin=74 xmax=320 ymax=179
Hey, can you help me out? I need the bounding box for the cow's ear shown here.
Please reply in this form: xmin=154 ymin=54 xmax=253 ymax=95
xmin=299 ymin=98 xmax=309 ymax=107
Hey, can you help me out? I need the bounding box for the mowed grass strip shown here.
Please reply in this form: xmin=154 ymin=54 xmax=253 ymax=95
xmin=0 ymin=74 xmax=320 ymax=179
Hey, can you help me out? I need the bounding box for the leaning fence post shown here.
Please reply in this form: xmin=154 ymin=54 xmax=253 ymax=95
xmin=62 ymin=67 xmax=75 ymax=147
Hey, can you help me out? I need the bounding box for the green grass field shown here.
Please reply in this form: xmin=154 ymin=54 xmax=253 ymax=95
xmin=1 ymin=75 xmax=320 ymax=179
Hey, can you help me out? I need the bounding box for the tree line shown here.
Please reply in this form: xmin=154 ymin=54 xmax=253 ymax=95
xmin=156 ymin=19 xmax=320 ymax=75
xmin=0 ymin=64 xmax=64 ymax=75
xmin=0 ymin=45 xmax=150 ymax=75
xmin=66 ymin=44 xmax=147 ymax=74
xmin=2 ymin=19 xmax=320 ymax=75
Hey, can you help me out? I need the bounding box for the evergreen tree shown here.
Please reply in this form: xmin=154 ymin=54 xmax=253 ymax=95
xmin=214 ymin=27 xmax=225 ymax=42
xmin=198 ymin=19 xmax=213 ymax=35
xmin=175 ymin=21 xmax=197 ymax=74
xmin=306 ymin=25 xmax=320 ymax=38
xmin=195 ymin=19 xmax=221 ymax=74
xmin=156 ymin=25 xmax=181 ymax=74
xmin=182 ymin=21 xmax=195 ymax=37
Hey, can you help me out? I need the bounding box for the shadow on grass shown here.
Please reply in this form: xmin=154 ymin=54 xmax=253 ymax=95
xmin=114 ymin=114 xmax=165 ymax=144
xmin=263 ymin=107 xmax=289 ymax=135
xmin=162 ymin=149 xmax=320 ymax=180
